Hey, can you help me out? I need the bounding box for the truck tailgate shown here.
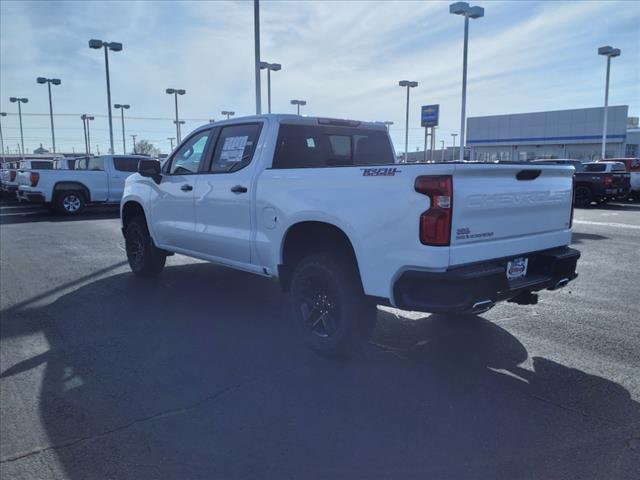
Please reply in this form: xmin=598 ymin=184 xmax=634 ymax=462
xmin=450 ymin=163 xmax=573 ymax=266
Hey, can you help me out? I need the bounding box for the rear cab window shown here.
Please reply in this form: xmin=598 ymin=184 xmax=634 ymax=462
xmin=272 ymin=124 xmax=394 ymax=169
xmin=612 ymin=163 xmax=627 ymax=172
xmin=584 ymin=163 xmax=606 ymax=172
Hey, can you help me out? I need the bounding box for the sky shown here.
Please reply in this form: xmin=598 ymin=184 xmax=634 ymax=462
xmin=1 ymin=0 xmax=639 ymax=155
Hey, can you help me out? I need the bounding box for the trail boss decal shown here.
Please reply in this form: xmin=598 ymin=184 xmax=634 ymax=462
xmin=361 ymin=167 xmax=401 ymax=176
xmin=456 ymin=227 xmax=494 ymax=240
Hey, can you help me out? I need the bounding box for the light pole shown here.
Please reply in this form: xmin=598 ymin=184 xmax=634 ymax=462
xmin=0 ymin=112 xmax=6 ymax=155
xmin=221 ymin=111 xmax=235 ymax=120
xmin=131 ymin=134 xmax=137 ymax=154
xmin=114 ymin=104 xmax=130 ymax=153
xmin=89 ymin=39 xmax=123 ymax=154
xmin=398 ymin=80 xmax=418 ymax=163
xmin=384 ymin=121 xmax=394 ymax=131
xmin=598 ymin=45 xmax=621 ymax=160
xmin=167 ymin=137 xmax=175 ymax=151
xmin=451 ymin=133 xmax=458 ymax=155
xmin=81 ymin=114 xmax=95 ymax=154
xmin=290 ymin=99 xmax=306 ymax=115
xmin=166 ymin=88 xmax=186 ymax=142
xmin=441 ymin=140 xmax=446 ymax=161
xmin=254 ymin=0 xmax=262 ymax=115
xmin=259 ymin=61 xmax=282 ymax=114
xmin=81 ymin=115 xmax=88 ymax=154
xmin=450 ymin=2 xmax=484 ymax=161
xmin=9 ymin=97 xmax=28 ymax=156
xmin=36 ymin=77 xmax=61 ymax=153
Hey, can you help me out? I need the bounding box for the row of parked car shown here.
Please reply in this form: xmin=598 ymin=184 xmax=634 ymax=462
xmin=1 ymin=155 xmax=638 ymax=215
xmin=0 ymin=155 xmax=151 ymax=214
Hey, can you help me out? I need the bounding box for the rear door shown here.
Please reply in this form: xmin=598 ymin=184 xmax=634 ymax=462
xmin=192 ymin=122 xmax=264 ymax=264
xmin=150 ymin=129 xmax=214 ymax=250
xmin=450 ymin=163 xmax=574 ymax=265
xmin=109 ymin=156 xmax=140 ymax=201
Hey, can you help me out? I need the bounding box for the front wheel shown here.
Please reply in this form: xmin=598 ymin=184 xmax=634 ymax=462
xmin=125 ymin=216 xmax=166 ymax=277
xmin=289 ymin=253 xmax=377 ymax=358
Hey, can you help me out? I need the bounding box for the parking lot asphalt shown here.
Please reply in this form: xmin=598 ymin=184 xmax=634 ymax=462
xmin=1 ymin=199 xmax=639 ymax=480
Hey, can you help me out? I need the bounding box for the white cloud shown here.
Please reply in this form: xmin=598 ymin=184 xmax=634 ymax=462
xmin=1 ymin=0 xmax=638 ymax=154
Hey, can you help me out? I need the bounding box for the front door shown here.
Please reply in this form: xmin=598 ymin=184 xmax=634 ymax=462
xmin=192 ymin=122 xmax=264 ymax=264
xmin=150 ymin=129 xmax=213 ymax=251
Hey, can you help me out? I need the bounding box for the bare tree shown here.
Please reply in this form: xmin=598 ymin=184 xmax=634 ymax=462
xmin=134 ymin=139 xmax=161 ymax=157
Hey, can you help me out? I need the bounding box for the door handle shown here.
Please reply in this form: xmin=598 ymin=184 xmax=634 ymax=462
xmin=181 ymin=184 xmax=193 ymax=192
xmin=231 ymin=185 xmax=248 ymax=193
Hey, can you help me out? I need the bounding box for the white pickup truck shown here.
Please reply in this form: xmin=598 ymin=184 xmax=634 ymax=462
xmin=17 ymin=155 xmax=146 ymax=214
xmin=121 ymin=115 xmax=580 ymax=356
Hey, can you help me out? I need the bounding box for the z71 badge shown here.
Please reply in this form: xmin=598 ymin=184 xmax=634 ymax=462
xmin=361 ymin=167 xmax=401 ymax=176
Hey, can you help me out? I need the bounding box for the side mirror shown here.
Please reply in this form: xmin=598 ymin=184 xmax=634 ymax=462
xmin=138 ymin=159 xmax=162 ymax=184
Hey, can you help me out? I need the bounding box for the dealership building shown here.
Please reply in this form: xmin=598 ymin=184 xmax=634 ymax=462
xmin=466 ymin=105 xmax=639 ymax=162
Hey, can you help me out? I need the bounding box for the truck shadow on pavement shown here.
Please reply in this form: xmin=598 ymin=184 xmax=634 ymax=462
xmin=1 ymin=263 xmax=639 ymax=479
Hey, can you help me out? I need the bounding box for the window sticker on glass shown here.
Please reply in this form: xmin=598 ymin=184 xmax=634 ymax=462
xmin=220 ymin=136 xmax=249 ymax=164
xmin=306 ymin=138 xmax=316 ymax=148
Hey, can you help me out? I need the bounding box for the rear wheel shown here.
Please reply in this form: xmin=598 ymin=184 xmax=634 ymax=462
xmin=574 ymin=185 xmax=592 ymax=207
xmin=125 ymin=216 xmax=166 ymax=276
xmin=289 ymin=253 xmax=376 ymax=358
xmin=56 ymin=191 xmax=85 ymax=215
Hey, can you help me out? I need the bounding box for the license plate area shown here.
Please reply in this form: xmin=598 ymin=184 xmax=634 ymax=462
xmin=506 ymin=257 xmax=528 ymax=280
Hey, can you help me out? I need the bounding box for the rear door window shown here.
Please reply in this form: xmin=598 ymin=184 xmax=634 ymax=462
xmin=209 ymin=123 xmax=262 ymax=173
xmin=113 ymin=157 xmax=140 ymax=172
xmin=273 ymin=124 xmax=394 ymax=169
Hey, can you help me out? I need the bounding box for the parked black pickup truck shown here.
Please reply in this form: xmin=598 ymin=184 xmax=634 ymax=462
xmin=532 ymin=160 xmax=630 ymax=207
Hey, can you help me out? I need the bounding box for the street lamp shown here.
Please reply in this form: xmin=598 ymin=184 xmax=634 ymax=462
xmin=441 ymin=140 xmax=446 ymax=161
xmin=9 ymin=97 xmax=28 ymax=156
xmin=166 ymin=88 xmax=186 ymax=142
xmin=290 ymin=99 xmax=306 ymax=115
xmin=384 ymin=120 xmax=394 ymax=131
xmin=221 ymin=111 xmax=235 ymax=120
xmin=36 ymin=77 xmax=61 ymax=153
xmin=398 ymin=80 xmax=418 ymax=163
xmin=81 ymin=114 xmax=95 ymax=154
xmin=113 ymin=104 xmax=130 ymax=153
xmin=89 ymin=39 xmax=123 ymax=154
xmin=167 ymin=137 xmax=175 ymax=151
xmin=451 ymin=133 xmax=458 ymax=152
xmin=450 ymin=2 xmax=484 ymax=161
xmin=259 ymin=61 xmax=282 ymax=114
xmin=131 ymin=134 xmax=137 ymax=154
xmin=598 ymin=45 xmax=621 ymax=160
xmin=0 ymin=112 xmax=6 ymax=155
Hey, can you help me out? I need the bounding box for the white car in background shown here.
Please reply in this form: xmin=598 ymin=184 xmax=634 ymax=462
xmin=17 ymin=155 xmax=148 ymax=215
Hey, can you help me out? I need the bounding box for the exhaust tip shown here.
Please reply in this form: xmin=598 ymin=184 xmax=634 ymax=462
xmin=551 ymin=278 xmax=569 ymax=290
xmin=471 ymin=300 xmax=495 ymax=314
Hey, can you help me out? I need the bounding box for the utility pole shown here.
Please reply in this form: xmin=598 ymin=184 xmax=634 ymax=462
xmin=167 ymin=137 xmax=175 ymax=151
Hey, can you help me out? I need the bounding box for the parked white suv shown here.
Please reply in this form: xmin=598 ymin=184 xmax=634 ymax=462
xmin=121 ymin=115 xmax=580 ymax=356
xmin=17 ymin=155 xmax=147 ymax=214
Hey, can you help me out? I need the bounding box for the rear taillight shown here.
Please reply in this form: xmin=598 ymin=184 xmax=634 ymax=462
xmin=604 ymin=175 xmax=613 ymax=187
xmin=9 ymin=171 xmax=16 ymax=181
xmin=570 ymin=175 xmax=575 ymax=228
xmin=30 ymin=172 xmax=39 ymax=187
xmin=415 ymin=175 xmax=453 ymax=246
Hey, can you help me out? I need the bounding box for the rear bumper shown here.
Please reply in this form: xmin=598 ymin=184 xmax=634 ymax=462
xmin=16 ymin=189 xmax=45 ymax=203
xmin=393 ymin=246 xmax=580 ymax=314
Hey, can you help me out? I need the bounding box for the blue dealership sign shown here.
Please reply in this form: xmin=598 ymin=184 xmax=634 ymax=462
xmin=421 ymin=104 xmax=439 ymax=127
